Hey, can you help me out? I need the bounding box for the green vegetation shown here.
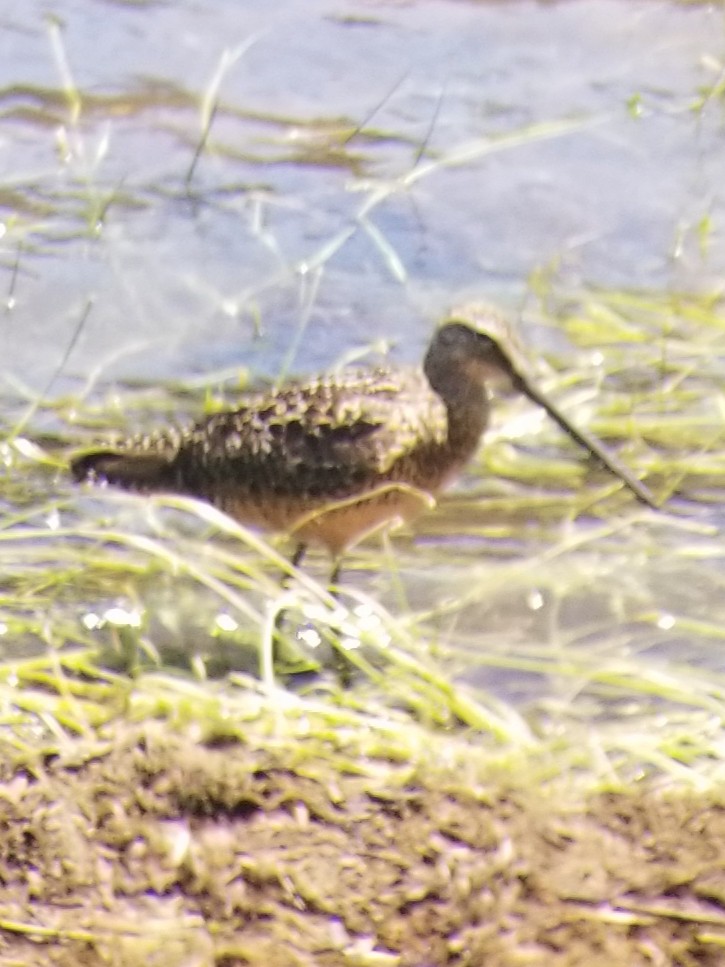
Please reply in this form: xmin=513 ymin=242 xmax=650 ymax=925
xmin=2 ymin=287 xmax=724 ymax=791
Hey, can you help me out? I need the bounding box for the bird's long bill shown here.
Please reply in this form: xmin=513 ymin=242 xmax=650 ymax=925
xmin=510 ymin=371 xmax=658 ymax=510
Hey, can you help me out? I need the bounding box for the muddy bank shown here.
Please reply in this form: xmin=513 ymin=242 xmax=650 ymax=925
xmin=0 ymin=722 xmax=723 ymax=966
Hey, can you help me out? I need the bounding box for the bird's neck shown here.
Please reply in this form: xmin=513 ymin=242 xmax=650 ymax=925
xmin=426 ymin=362 xmax=490 ymax=456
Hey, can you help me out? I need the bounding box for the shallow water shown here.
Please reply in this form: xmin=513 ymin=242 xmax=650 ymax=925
xmin=2 ymin=0 xmax=725 ymax=720
xmin=1 ymin=0 xmax=723 ymax=388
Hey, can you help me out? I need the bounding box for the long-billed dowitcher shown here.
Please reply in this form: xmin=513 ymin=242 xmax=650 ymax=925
xmin=71 ymin=304 xmax=657 ymax=580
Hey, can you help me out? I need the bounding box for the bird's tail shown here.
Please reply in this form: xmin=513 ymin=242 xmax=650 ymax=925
xmin=70 ymin=450 xmax=176 ymax=491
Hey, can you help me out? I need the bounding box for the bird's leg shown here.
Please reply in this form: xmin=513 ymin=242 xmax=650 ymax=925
xmin=284 ymin=542 xmax=307 ymax=587
xmin=273 ymin=543 xmax=308 ymax=665
xmin=326 ymin=556 xmax=355 ymax=687
xmin=329 ymin=558 xmax=342 ymax=594
xmin=274 ymin=547 xmax=352 ymax=684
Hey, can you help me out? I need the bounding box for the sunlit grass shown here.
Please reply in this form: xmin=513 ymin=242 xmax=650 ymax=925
xmin=0 ymin=285 xmax=724 ymax=791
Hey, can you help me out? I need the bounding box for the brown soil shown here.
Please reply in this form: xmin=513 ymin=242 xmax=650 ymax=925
xmin=0 ymin=723 xmax=724 ymax=967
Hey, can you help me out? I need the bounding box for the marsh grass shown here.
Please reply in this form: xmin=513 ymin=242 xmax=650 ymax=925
xmin=1 ymin=285 xmax=724 ymax=791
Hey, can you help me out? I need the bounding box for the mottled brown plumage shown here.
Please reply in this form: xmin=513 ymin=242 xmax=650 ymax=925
xmin=71 ymin=305 xmax=656 ymax=570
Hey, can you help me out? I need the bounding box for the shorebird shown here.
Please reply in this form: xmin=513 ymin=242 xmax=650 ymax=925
xmin=71 ymin=304 xmax=657 ymax=582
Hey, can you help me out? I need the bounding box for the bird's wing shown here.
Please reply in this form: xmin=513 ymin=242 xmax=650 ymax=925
xmin=174 ymin=368 xmax=449 ymax=498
